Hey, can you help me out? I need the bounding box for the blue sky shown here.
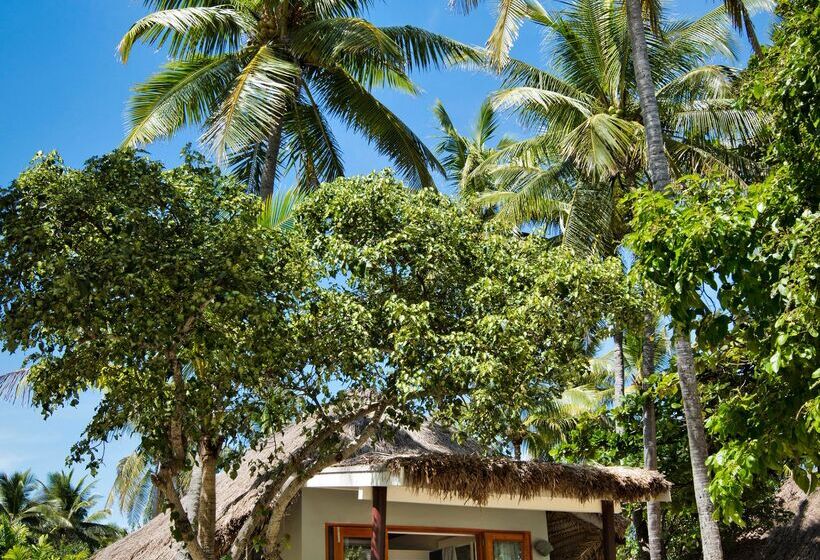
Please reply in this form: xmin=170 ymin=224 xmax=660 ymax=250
xmin=0 ymin=0 xmax=771 ymax=529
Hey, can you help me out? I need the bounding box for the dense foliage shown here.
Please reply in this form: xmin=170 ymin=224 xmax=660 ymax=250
xmin=0 ymin=150 xmax=313 ymax=560
xmin=627 ymin=0 xmax=819 ymax=525
xmin=0 ymin=469 xmax=122 ymax=560
xmin=3 ymin=1 xmax=818 ymax=559
xmin=0 ymin=154 xmax=641 ymax=558
xmin=436 ymin=239 xmax=641 ymax=451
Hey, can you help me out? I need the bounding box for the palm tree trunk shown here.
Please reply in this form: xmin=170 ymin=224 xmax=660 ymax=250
xmin=624 ymin=0 xmax=671 ymax=191
xmin=675 ymin=332 xmax=724 ymax=560
xmin=613 ymin=329 xmax=626 ymax=407
xmin=644 ymin=400 xmax=663 ymax=559
xmin=259 ymin=127 xmax=283 ymax=201
xmin=640 ymin=316 xmax=663 ymax=560
xmin=613 ymin=328 xmax=626 ymax=434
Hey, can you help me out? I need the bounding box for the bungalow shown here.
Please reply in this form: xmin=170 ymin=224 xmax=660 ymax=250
xmin=94 ymin=424 xmax=671 ymax=560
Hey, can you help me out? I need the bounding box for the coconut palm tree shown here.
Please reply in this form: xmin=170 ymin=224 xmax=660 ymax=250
xmin=104 ymin=453 xmax=160 ymax=530
xmin=0 ymin=472 xmax=40 ymax=525
xmin=35 ymin=471 xmax=122 ymax=548
xmin=472 ymin=0 xmax=763 ymax=245
xmin=120 ymin=0 xmax=483 ymax=198
xmin=617 ymin=3 xmax=769 ymax=556
xmin=433 ymin=99 xmax=505 ymax=200
xmin=519 ymin=383 xmax=609 ymax=460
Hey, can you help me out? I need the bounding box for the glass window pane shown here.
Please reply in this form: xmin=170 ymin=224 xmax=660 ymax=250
xmin=493 ymin=540 xmax=523 ymax=560
xmin=343 ymin=537 xmax=371 ymax=560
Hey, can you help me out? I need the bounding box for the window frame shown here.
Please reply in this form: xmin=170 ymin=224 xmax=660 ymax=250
xmin=325 ymin=524 xmax=532 ymax=560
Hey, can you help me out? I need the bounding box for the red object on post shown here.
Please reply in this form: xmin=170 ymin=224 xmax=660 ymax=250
xmin=371 ymin=486 xmax=388 ymax=560
xmin=601 ymin=500 xmax=617 ymax=560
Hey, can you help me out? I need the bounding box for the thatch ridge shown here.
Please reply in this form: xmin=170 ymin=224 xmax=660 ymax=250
xmin=373 ymin=453 xmax=671 ymax=505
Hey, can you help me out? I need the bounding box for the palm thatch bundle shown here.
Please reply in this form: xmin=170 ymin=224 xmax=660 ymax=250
xmin=545 ymin=512 xmax=629 ymax=560
xmin=725 ymin=479 xmax=819 ymax=560
xmin=375 ymin=453 xmax=671 ymax=505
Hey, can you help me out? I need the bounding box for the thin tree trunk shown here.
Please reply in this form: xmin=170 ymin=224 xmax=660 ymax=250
xmin=675 ymin=332 xmax=724 ymax=560
xmin=624 ymin=0 xmax=671 ymax=191
xmin=644 ymin=400 xmax=663 ymax=560
xmin=613 ymin=329 xmax=626 ymax=405
xmin=173 ymin=461 xmax=204 ymax=560
xmin=259 ymin=127 xmax=283 ymax=201
xmin=154 ymin=466 xmax=208 ymax=560
xmin=632 ymin=507 xmax=650 ymax=560
xmin=259 ymin=414 xmax=385 ymax=559
xmin=513 ymin=439 xmax=523 ymax=461
xmin=613 ymin=329 xmax=626 ymax=434
xmin=640 ymin=316 xmax=663 ymax=560
xmin=197 ymin=438 xmax=218 ymax=560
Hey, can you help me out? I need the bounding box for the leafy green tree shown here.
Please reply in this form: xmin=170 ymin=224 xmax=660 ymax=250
xmin=627 ymin=3 xmax=819 ymax=532
xmin=2 ymin=154 xmax=614 ymax=560
xmin=0 ymin=149 xmax=312 ymax=560
xmin=0 ymin=515 xmax=30 ymax=556
xmin=627 ymin=172 xmax=819 ymax=521
xmin=119 ymin=0 xmax=482 ymax=197
xmin=626 ymin=1 xmax=819 ymax=525
xmin=433 ymin=239 xmax=642 ymax=457
xmin=2 ymin=535 xmax=89 ymax=560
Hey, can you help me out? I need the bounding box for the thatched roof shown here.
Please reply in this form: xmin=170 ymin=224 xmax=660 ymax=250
xmin=94 ymin=423 xmax=670 ymax=560
xmin=546 ymin=512 xmax=629 ymax=560
xmin=726 ymin=479 xmax=819 ymax=560
xmin=375 ymin=453 xmax=670 ymax=505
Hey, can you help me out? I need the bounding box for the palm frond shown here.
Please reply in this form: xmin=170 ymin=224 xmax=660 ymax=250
xmin=280 ymin=89 xmax=345 ymax=190
xmin=259 ymin=187 xmax=307 ymax=232
xmin=491 ymin=86 xmax=592 ymax=117
xmin=201 ymin=46 xmax=301 ymax=158
xmin=124 ymin=54 xmax=240 ymax=147
xmin=657 ymin=64 xmax=738 ymax=104
xmin=310 ymin=66 xmax=443 ymax=188
xmin=0 ymin=369 xmax=31 ymax=406
xmin=381 ymin=26 xmax=487 ymax=70
xmin=118 ymin=6 xmax=252 ymax=62
xmin=560 ymin=113 xmax=638 ymax=178
xmin=670 ymin=101 xmax=763 ymax=147
xmin=105 ymin=452 xmax=159 ymax=529
xmin=486 ymin=0 xmax=552 ymax=68
xmin=290 ymin=18 xmax=403 ymax=67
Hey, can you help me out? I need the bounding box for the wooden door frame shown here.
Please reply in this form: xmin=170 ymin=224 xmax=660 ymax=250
xmin=326 ymin=523 xmax=531 ymax=560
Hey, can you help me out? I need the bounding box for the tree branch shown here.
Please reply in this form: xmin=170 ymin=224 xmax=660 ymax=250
xmin=154 ymin=465 xmax=208 ymax=560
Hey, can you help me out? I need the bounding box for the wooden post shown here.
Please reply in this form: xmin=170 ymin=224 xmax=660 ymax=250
xmin=371 ymin=486 xmax=387 ymax=560
xmin=601 ymin=500 xmax=617 ymax=560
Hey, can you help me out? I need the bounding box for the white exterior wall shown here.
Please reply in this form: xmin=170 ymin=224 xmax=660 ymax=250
xmin=293 ymin=487 xmax=550 ymax=560
xmin=280 ymin=494 xmax=302 ymax=560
